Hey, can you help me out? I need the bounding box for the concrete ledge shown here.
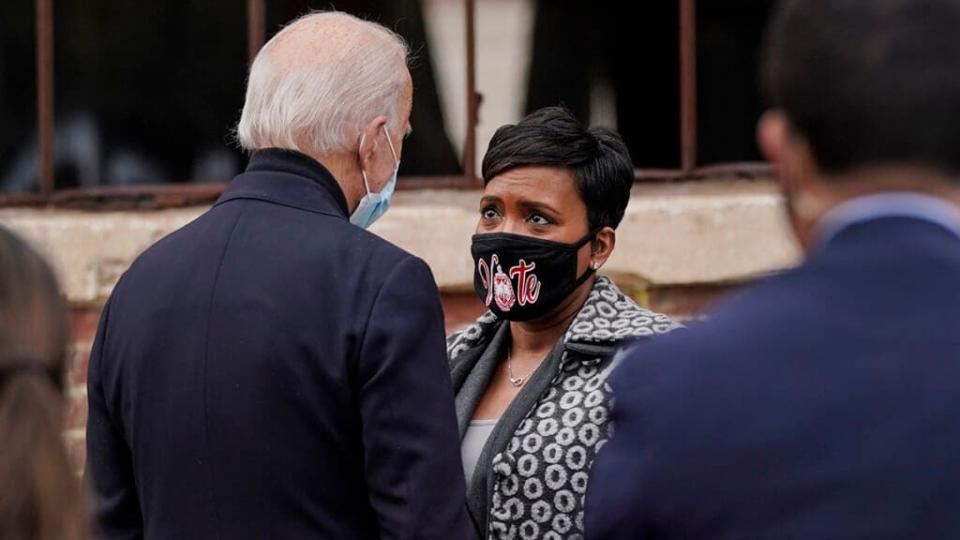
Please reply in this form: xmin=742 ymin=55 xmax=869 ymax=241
xmin=0 ymin=180 xmax=800 ymax=304
xmin=373 ymin=179 xmax=800 ymax=289
xmin=609 ymin=180 xmax=799 ymax=286
xmin=0 ymin=208 xmax=202 ymax=305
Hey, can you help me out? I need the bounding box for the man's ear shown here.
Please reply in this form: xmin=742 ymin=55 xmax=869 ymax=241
xmin=759 ymin=109 xmax=826 ymax=208
xmin=757 ymin=109 xmax=790 ymax=168
xmin=758 ymin=109 xmax=830 ymax=251
xmin=357 ymin=115 xmax=389 ymax=170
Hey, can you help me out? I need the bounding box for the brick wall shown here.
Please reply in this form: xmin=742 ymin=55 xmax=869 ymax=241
xmin=2 ymin=180 xmax=797 ymax=473
xmin=65 ymin=307 xmax=98 ymax=473
xmin=61 ymin=283 xmax=731 ymax=473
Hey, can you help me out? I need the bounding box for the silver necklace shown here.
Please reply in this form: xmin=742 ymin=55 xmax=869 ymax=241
xmin=507 ymin=350 xmax=533 ymax=387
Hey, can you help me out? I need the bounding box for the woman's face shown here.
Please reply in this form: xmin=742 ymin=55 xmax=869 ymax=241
xmin=476 ymin=165 xmax=594 ymax=278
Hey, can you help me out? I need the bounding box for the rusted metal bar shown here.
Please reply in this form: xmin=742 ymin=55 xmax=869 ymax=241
xmin=680 ymin=0 xmax=698 ymax=172
xmin=463 ymin=0 xmax=480 ymax=184
xmin=689 ymin=162 xmax=773 ymax=180
xmin=633 ymin=162 xmax=774 ymax=183
xmin=247 ymin=0 xmax=266 ymax=62
xmin=398 ymin=175 xmax=483 ymax=191
xmin=632 ymin=162 xmax=773 ymax=183
xmin=36 ymin=0 xmax=55 ymax=196
xmin=36 ymin=159 xmax=773 ymax=212
xmin=0 ymin=192 xmax=48 ymax=208
xmin=50 ymin=183 xmax=227 ymax=210
xmin=43 ymin=174 xmax=490 ymax=211
xmin=633 ymin=169 xmax=687 ymax=182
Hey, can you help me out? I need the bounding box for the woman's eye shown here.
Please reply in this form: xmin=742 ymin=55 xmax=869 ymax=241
xmin=481 ymin=207 xmax=500 ymax=220
xmin=528 ymin=213 xmax=551 ymax=225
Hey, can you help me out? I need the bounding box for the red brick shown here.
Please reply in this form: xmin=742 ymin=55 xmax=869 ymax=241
xmin=646 ymin=284 xmax=735 ymax=321
xmin=65 ymin=389 xmax=88 ymax=431
xmin=440 ymin=292 xmax=486 ymax=334
xmin=68 ymin=344 xmax=91 ymax=386
xmin=70 ymin=307 xmax=103 ymax=341
xmin=64 ymin=433 xmax=86 ymax=475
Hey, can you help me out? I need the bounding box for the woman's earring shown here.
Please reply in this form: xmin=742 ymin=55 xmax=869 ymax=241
xmin=591 ymin=261 xmax=600 ymax=270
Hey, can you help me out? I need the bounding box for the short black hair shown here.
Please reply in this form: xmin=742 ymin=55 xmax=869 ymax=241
xmin=481 ymin=107 xmax=634 ymax=231
xmin=763 ymin=0 xmax=960 ymax=176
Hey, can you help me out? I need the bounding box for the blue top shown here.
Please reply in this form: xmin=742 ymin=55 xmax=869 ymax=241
xmin=816 ymin=192 xmax=960 ymax=246
xmin=86 ymin=149 xmax=472 ymax=540
xmin=587 ymin=192 xmax=960 ymax=539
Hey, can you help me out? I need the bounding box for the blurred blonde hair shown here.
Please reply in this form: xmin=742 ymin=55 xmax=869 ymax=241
xmin=0 ymin=226 xmax=85 ymax=540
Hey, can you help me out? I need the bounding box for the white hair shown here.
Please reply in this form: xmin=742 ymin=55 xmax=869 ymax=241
xmin=237 ymin=12 xmax=409 ymax=156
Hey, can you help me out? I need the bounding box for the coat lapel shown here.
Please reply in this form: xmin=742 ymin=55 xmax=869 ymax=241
xmin=454 ymin=323 xmax=509 ymax=438
xmin=465 ymin=338 xmax=567 ymax=536
xmin=446 ymin=276 xmax=681 ymax=537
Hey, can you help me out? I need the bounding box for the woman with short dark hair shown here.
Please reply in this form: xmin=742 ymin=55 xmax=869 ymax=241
xmin=448 ymin=107 xmax=680 ymax=539
xmin=0 ymin=226 xmax=86 ymax=540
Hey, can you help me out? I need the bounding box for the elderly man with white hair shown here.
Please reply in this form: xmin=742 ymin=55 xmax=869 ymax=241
xmin=85 ymin=12 xmax=471 ymax=540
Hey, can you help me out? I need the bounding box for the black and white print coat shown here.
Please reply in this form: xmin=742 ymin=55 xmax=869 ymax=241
xmin=447 ymin=276 xmax=681 ymax=540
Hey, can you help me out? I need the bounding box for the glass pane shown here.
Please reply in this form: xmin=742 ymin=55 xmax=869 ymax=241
xmin=697 ymin=0 xmax=774 ymax=164
xmin=45 ymin=0 xmax=248 ymax=189
xmin=524 ymin=1 xmax=681 ymax=169
xmin=0 ymin=0 xmax=38 ymax=192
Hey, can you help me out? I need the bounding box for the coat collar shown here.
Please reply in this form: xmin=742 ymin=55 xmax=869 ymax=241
xmin=215 ymin=148 xmax=351 ymax=218
xmin=562 ymin=275 xmax=682 ymax=355
xmin=447 ymin=275 xmax=680 ymax=535
xmin=448 ymin=275 xmax=680 ymax=365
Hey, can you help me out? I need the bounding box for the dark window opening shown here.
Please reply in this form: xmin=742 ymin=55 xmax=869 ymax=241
xmin=1 ymin=0 xmax=462 ymax=195
xmin=525 ymin=1 xmax=681 ymax=169
xmin=2 ymin=0 xmax=778 ymax=205
xmin=0 ymin=1 xmax=39 ymax=192
xmin=266 ymin=0 xmax=462 ymax=176
xmin=696 ymin=0 xmax=773 ymax=165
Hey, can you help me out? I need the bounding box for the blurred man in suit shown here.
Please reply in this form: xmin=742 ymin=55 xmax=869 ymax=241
xmin=586 ymin=0 xmax=960 ymax=538
xmin=85 ymin=12 xmax=471 ymax=539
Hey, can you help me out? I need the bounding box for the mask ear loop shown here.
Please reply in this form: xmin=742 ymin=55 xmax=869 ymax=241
xmin=576 ymin=227 xmax=603 ymax=247
xmin=358 ymin=126 xmax=399 ymax=195
xmin=358 ymin=133 xmax=372 ymax=195
xmin=382 ymin=125 xmax=400 ymax=166
xmin=574 ymin=263 xmax=599 ymax=288
xmin=576 ymin=227 xmax=604 ymax=282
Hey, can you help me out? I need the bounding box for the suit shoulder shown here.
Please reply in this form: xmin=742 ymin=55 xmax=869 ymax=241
xmin=117 ymin=210 xmax=209 ymax=282
xmin=613 ymin=266 xmax=826 ymax=388
xmin=328 ymin=219 xmax=419 ymax=265
xmin=363 ymin=231 xmax=420 ymax=266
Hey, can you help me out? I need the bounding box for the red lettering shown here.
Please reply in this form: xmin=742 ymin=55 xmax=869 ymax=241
xmin=509 ymin=259 xmax=540 ymax=305
xmin=479 ymin=254 xmax=499 ymax=306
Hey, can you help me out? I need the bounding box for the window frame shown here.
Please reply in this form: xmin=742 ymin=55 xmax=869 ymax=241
xmin=0 ymin=0 xmax=770 ymax=211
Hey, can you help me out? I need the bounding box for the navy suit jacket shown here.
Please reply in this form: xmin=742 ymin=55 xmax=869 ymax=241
xmin=85 ymin=149 xmax=471 ymax=539
xmin=587 ymin=216 xmax=960 ymax=539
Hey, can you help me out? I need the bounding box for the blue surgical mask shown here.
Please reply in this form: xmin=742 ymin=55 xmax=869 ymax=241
xmin=350 ymin=125 xmax=400 ymax=229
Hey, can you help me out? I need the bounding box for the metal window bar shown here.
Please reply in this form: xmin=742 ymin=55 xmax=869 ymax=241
xmin=680 ymin=0 xmax=697 ymax=173
xmin=36 ymin=0 xmax=55 ymax=197
xmin=463 ymin=0 xmax=480 ymax=185
xmin=247 ymin=0 xmax=266 ymax=62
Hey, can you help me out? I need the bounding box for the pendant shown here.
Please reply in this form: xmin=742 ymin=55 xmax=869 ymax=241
xmin=509 ymin=376 xmax=525 ymax=387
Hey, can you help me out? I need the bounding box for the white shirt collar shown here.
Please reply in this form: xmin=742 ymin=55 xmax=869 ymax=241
xmin=814 ymin=192 xmax=960 ymax=247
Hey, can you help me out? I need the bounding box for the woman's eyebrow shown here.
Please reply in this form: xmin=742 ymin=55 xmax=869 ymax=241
xmin=479 ymin=195 xmax=503 ymax=206
xmin=517 ymin=199 xmax=560 ymax=215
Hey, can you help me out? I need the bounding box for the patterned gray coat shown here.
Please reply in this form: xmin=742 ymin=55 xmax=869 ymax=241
xmin=447 ymin=276 xmax=680 ymax=539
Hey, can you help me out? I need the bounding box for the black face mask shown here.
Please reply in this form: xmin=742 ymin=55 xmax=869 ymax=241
xmin=471 ymin=230 xmax=598 ymax=321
